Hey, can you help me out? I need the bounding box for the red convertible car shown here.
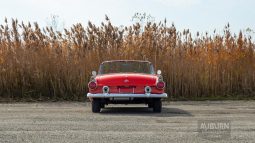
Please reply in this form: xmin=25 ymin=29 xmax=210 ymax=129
xmin=87 ymin=60 xmax=168 ymax=113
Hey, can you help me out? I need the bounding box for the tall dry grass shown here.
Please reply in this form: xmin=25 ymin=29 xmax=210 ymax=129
xmin=0 ymin=17 xmax=254 ymax=101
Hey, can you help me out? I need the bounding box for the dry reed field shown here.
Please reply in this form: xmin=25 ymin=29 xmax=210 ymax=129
xmin=0 ymin=17 xmax=254 ymax=101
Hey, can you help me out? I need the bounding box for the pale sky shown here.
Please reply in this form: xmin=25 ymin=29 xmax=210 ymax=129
xmin=1 ymin=0 xmax=254 ymax=34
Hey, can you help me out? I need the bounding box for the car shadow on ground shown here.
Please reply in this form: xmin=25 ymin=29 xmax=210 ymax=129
xmin=100 ymin=107 xmax=193 ymax=117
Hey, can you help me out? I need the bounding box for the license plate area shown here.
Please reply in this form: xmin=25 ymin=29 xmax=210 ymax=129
xmin=118 ymin=86 xmax=135 ymax=94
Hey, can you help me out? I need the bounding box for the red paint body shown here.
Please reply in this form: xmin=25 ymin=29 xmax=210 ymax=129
xmin=89 ymin=73 xmax=164 ymax=94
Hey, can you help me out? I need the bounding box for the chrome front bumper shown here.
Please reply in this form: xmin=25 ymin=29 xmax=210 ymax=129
xmin=87 ymin=93 xmax=168 ymax=98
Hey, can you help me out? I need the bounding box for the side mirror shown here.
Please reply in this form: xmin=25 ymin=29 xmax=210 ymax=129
xmin=157 ymin=70 xmax=162 ymax=75
xmin=92 ymin=71 xmax=97 ymax=76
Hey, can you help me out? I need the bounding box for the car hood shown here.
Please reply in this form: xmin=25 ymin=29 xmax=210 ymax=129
xmin=96 ymin=73 xmax=157 ymax=86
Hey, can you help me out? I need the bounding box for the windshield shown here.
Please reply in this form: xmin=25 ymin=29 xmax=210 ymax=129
xmin=99 ymin=61 xmax=154 ymax=74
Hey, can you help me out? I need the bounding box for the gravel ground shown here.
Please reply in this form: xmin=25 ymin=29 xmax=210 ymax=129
xmin=0 ymin=101 xmax=254 ymax=143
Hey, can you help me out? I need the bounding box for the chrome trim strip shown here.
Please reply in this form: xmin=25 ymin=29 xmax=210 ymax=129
xmin=87 ymin=93 xmax=168 ymax=98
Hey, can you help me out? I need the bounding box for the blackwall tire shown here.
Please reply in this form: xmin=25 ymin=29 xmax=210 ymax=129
xmin=92 ymin=99 xmax=101 ymax=113
xmin=153 ymin=99 xmax=162 ymax=113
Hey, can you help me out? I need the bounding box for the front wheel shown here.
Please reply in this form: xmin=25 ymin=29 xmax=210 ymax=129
xmin=153 ymin=99 xmax=162 ymax=113
xmin=92 ymin=99 xmax=101 ymax=113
